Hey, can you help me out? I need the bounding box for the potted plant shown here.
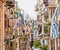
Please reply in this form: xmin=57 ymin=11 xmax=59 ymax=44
xmin=33 ymin=40 xmax=40 ymax=50
xmin=33 ymin=40 xmax=48 ymax=50
xmin=6 ymin=27 xmax=11 ymax=32
xmin=39 ymin=45 xmax=48 ymax=50
xmin=44 ymin=24 xmax=48 ymax=33
xmin=44 ymin=20 xmax=51 ymax=33
xmin=20 ymin=34 xmax=25 ymax=41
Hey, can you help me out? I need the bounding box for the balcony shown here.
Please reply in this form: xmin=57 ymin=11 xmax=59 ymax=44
xmin=5 ymin=27 xmax=12 ymax=33
xmin=10 ymin=9 xmax=18 ymax=19
xmin=5 ymin=0 xmax=14 ymax=9
xmin=4 ymin=36 xmax=11 ymax=42
xmin=48 ymin=0 xmax=57 ymax=7
xmin=43 ymin=0 xmax=48 ymax=6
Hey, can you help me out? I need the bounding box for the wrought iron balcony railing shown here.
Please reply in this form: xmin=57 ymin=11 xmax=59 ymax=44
xmin=5 ymin=0 xmax=14 ymax=9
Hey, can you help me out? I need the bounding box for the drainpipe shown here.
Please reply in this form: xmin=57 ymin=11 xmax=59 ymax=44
xmin=2 ymin=3 xmax=5 ymax=50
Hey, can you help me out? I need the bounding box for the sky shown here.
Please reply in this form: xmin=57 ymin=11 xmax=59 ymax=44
xmin=15 ymin=0 xmax=37 ymax=20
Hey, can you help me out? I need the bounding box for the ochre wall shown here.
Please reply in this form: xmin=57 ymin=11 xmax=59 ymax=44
xmin=0 ymin=1 xmax=4 ymax=50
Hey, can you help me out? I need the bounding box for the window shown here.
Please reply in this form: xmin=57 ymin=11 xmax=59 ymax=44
xmin=41 ymin=39 xmax=46 ymax=45
xmin=43 ymin=0 xmax=48 ymax=6
xmin=10 ymin=9 xmax=13 ymax=14
xmin=4 ymin=14 xmax=9 ymax=28
xmin=38 ymin=25 xmax=42 ymax=34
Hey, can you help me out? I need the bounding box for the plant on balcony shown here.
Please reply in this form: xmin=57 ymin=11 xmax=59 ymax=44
xmin=44 ymin=20 xmax=51 ymax=33
xmin=45 ymin=19 xmax=51 ymax=25
xmin=44 ymin=24 xmax=48 ymax=33
xmin=33 ymin=40 xmax=48 ymax=50
xmin=20 ymin=34 xmax=25 ymax=40
xmin=6 ymin=27 xmax=11 ymax=32
xmin=33 ymin=40 xmax=41 ymax=48
xmin=39 ymin=45 xmax=48 ymax=50
xmin=12 ymin=10 xmax=18 ymax=18
xmin=11 ymin=42 xmax=14 ymax=50
xmin=47 ymin=21 xmax=51 ymax=32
